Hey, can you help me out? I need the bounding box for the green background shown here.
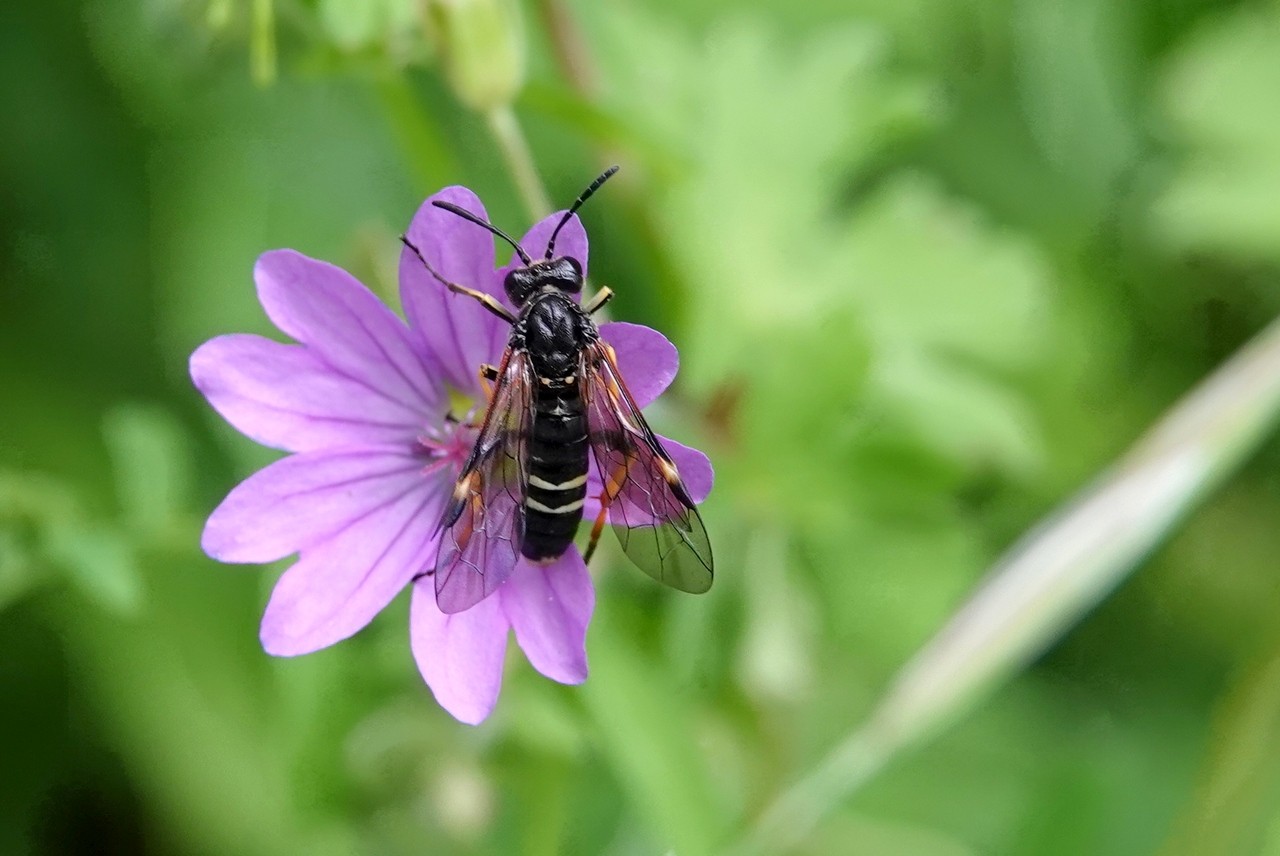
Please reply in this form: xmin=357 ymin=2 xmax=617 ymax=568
xmin=4 ymin=0 xmax=1280 ymax=853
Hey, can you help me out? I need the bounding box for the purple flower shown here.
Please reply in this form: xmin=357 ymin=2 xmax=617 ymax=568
xmin=190 ymin=187 xmax=713 ymax=724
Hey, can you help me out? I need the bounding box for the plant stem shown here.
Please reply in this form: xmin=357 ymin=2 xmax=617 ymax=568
xmin=535 ymin=0 xmax=600 ymax=95
xmin=486 ymin=106 xmax=551 ymax=220
xmin=250 ymin=0 xmax=276 ymax=86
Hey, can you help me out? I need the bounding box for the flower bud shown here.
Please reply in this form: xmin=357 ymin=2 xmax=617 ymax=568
xmin=429 ymin=0 xmax=525 ymax=112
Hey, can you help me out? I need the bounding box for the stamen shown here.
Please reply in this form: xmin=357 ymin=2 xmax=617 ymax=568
xmin=415 ymin=408 xmax=481 ymax=477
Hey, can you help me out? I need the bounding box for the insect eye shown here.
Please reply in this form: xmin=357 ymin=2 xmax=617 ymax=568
xmin=560 ymin=257 xmax=583 ymax=292
xmin=504 ymin=269 xmax=533 ymax=305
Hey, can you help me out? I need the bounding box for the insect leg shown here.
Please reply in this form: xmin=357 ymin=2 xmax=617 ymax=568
xmin=445 ymin=282 xmax=517 ymax=323
xmin=478 ymin=363 xmax=499 ymax=399
xmin=401 ymin=236 xmax=516 ymax=323
xmin=583 ymin=452 xmax=631 ymax=564
xmin=583 ymin=504 xmax=609 ymax=564
xmin=583 ymin=286 xmax=614 ymax=314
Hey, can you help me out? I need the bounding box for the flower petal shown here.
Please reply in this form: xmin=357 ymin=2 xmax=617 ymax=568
xmin=599 ymin=322 xmax=678 ymax=409
xmin=202 ymin=446 xmax=429 ymax=563
xmin=259 ymin=478 xmax=442 ymax=656
xmin=502 ymin=552 xmax=594 ymax=684
xmin=254 ymin=249 xmax=445 ymax=413
xmin=523 ymin=210 xmax=590 ymax=275
xmin=497 ymin=211 xmax=590 ymax=285
xmin=191 ymin=335 xmax=430 ymax=453
xmin=400 ymin=188 xmax=509 ymax=395
xmin=662 ymin=435 xmax=714 ymax=504
xmin=583 ymin=434 xmax=714 ymax=520
xmin=411 ymin=581 xmax=509 ymax=725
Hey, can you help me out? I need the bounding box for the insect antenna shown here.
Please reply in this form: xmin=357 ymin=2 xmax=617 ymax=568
xmin=431 ymin=200 xmax=533 ymax=266
xmin=545 ymin=165 xmax=620 ymax=260
xmin=399 ymin=235 xmax=454 ymax=289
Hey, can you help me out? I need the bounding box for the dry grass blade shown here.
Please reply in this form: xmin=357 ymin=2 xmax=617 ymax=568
xmin=735 ymin=314 xmax=1280 ymax=855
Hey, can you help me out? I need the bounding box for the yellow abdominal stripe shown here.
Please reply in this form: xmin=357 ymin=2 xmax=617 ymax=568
xmin=525 ymin=497 xmax=586 ymax=514
xmin=529 ymin=474 xmax=587 ymax=491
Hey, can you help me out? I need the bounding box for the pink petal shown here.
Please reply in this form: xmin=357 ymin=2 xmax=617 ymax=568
xmin=410 ymin=581 xmax=509 ymax=725
xmin=583 ymin=434 xmax=714 ymax=520
xmin=201 ymin=446 xmax=429 ymax=563
xmin=191 ymin=335 xmax=431 ymax=453
xmin=661 ymin=435 xmax=714 ymax=504
xmin=259 ymin=480 xmax=442 ymax=656
xmin=599 ymin=322 xmax=678 ymax=409
xmin=399 ymin=188 xmax=510 ymax=396
xmin=501 ymin=552 xmax=594 ymax=684
xmin=253 ymin=250 xmax=445 ymax=414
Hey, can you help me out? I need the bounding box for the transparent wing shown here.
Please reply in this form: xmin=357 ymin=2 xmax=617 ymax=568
xmin=433 ymin=349 xmax=533 ymax=613
xmin=582 ymin=341 xmax=713 ymax=593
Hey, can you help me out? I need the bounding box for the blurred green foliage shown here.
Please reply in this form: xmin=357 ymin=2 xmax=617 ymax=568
xmin=4 ymin=0 xmax=1280 ymax=853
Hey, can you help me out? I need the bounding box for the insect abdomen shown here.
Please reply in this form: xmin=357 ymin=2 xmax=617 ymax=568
xmin=523 ymin=377 xmax=588 ymax=562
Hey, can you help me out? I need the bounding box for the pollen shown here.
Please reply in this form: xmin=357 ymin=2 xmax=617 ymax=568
xmin=448 ymin=385 xmax=481 ymax=416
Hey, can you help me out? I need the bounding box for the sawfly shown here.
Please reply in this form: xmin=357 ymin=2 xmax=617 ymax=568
xmin=402 ymin=167 xmax=714 ymax=613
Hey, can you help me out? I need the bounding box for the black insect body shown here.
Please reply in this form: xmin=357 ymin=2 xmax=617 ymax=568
xmin=513 ymin=279 xmax=594 ymax=563
xmin=402 ymin=167 xmax=714 ymax=614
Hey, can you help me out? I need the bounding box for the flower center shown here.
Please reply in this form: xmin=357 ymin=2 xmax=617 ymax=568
xmin=414 ymin=392 xmax=482 ymax=478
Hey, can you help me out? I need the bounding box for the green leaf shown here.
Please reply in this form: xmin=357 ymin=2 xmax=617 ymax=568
xmin=1154 ymin=9 xmax=1280 ymax=263
xmin=869 ymin=348 xmax=1044 ymax=479
xmin=589 ymin=13 xmax=936 ymax=391
xmin=1011 ymin=0 xmax=1140 ymax=215
xmin=842 ymin=175 xmax=1050 ymax=371
xmin=102 ymin=403 xmax=193 ymax=537
xmin=581 ymin=607 xmax=727 ymax=856
xmin=46 ymin=522 xmax=144 ymax=616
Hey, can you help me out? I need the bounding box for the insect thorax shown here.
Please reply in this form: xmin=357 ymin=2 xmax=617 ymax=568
xmin=518 ymin=292 xmax=596 ymax=378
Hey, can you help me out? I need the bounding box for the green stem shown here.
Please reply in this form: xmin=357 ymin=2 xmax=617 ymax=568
xmin=535 ymin=0 xmax=600 ymax=95
xmin=486 ymin=106 xmax=551 ymax=220
xmin=250 ymin=0 xmax=276 ymax=86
